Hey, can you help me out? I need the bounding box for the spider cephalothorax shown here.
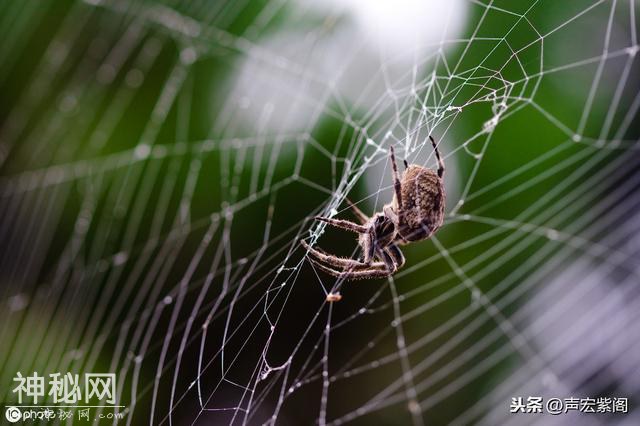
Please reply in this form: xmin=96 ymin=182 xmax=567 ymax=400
xmin=302 ymin=136 xmax=445 ymax=280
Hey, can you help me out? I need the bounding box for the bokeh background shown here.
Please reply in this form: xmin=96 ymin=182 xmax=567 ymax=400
xmin=1 ymin=0 xmax=639 ymax=425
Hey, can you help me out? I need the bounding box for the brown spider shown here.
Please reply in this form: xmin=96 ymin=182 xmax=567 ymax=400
xmin=302 ymin=136 xmax=445 ymax=280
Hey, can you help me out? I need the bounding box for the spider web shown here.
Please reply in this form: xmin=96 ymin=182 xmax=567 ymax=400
xmin=1 ymin=0 xmax=639 ymax=425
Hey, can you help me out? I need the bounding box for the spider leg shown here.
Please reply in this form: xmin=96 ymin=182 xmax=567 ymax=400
xmin=307 ymin=258 xmax=393 ymax=280
xmin=307 ymin=256 xmax=387 ymax=273
xmin=362 ymin=229 xmax=375 ymax=264
xmin=386 ymin=244 xmax=406 ymax=269
xmin=345 ymin=198 xmax=369 ymax=224
xmin=403 ymin=223 xmax=433 ymax=242
xmin=300 ymin=240 xmax=385 ymax=270
xmin=378 ymin=249 xmax=398 ymax=275
xmin=383 ymin=205 xmax=399 ymax=224
xmin=389 ymin=145 xmax=403 ymax=209
xmin=313 ymin=216 xmax=367 ymax=234
xmin=429 ymin=135 xmax=445 ymax=178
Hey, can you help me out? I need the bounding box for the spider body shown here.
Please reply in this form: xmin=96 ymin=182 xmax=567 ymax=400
xmin=394 ymin=164 xmax=445 ymax=242
xmin=302 ymin=136 xmax=445 ymax=281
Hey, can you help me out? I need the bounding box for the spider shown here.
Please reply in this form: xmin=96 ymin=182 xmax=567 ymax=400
xmin=301 ymin=136 xmax=445 ymax=281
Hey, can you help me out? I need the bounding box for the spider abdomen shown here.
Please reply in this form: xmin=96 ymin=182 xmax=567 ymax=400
xmin=397 ymin=165 xmax=445 ymax=242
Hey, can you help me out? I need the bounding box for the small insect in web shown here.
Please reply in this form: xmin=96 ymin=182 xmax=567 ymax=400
xmin=302 ymin=136 xmax=445 ymax=283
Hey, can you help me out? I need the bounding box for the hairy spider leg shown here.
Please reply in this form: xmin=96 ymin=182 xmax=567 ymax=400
xmin=378 ymin=249 xmax=398 ymax=274
xmin=313 ymin=216 xmax=367 ymax=233
xmin=389 ymin=145 xmax=403 ymax=209
xmin=307 ymin=259 xmax=394 ymax=280
xmin=397 ymin=222 xmax=430 ymax=242
xmin=386 ymin=244 xmax=406 ymax=269
xmin=345 ymin=198 xmax=369 ymax=224
xmin=301 ymin=240 xmax=385 ymax=270
xmin=429 ymin=135 xmax=445 ymax=178
xmin=368 ymin=227 xmax=379 ymax=263
xmin=307 ymin=255 xmax=388 ymax=273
